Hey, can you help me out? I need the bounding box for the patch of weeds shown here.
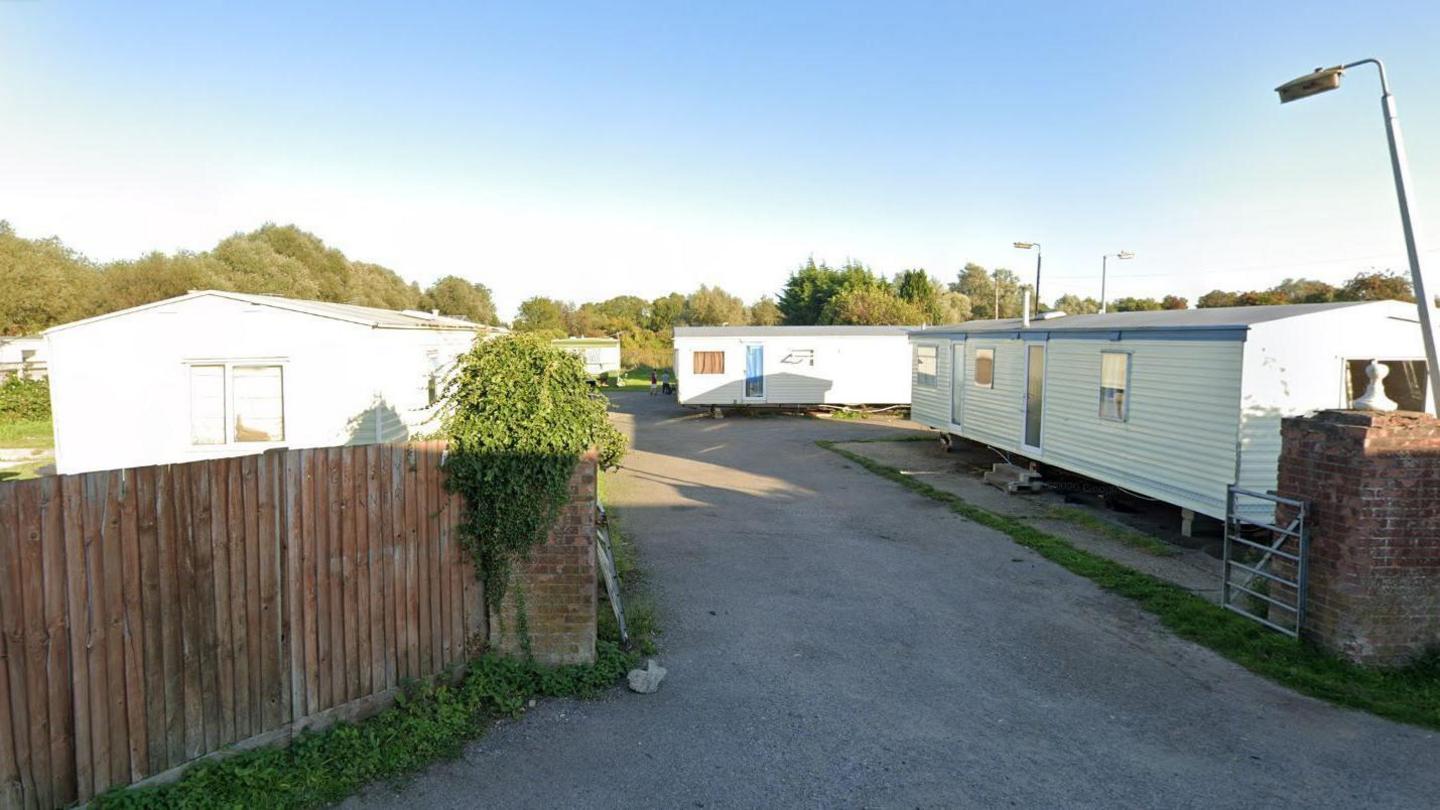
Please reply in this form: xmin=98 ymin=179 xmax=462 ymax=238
xmin=0 ymin=417 xmax=54 ymax=449
xmin=94 ymin=642 xmax=640 ymax=809
xmin=1039 ymin=506 xmax=1178 ymax=557
xmin=595 ymin=476 xmax=660 ymax=657
xmin=817 ymin=440 xmax=1440 ymax=731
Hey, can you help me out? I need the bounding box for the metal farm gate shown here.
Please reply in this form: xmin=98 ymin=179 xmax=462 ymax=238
xmin=1222 ymin=486 xmax=1311 ymax=637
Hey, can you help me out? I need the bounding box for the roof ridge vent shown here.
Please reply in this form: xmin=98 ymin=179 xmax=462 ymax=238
xmin=1035 ymin=310 xmax=1068 ymax=320
xmin=401 ymin=309 xmax=438 ymax=320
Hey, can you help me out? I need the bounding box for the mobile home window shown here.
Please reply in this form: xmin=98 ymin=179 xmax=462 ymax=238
xmin=189 ymin=365 xmax=227 ymax=445
xmin=914 ymin=345 xmax=938 ymax=387
xmin=232 ymin=365 xmax=286 ymax=442
xmin=1099 ymin=352 xmax=1129 ymax=421
xmin=974 ymin=348 xmax=995 ymax=388
xmin=693 ymin=351 xmax=725 ymax=374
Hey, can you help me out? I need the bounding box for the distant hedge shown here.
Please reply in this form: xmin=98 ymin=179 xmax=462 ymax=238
xmin=0 ymin=377 xmax=51 ymax=420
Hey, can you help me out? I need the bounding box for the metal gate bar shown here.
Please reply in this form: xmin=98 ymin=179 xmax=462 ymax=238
xmin=1223 ymin=485 xmax=1310 ymax=637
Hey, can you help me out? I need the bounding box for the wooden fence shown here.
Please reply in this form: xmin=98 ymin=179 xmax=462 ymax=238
xmin=0 ymin=442 xmax=483 ymax=809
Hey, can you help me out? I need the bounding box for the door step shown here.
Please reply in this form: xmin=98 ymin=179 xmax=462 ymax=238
xmin=983 ymin=463 xmax=1044 ymax=494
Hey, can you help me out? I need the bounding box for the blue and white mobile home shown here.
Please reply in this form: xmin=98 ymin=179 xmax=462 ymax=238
xmin=909 ymin=302 xmax=1430 ymax=520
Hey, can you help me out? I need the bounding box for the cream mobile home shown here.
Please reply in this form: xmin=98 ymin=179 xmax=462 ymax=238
xmin=909 ymin=302 xmax=1429 ymax=521
xmin=674 ymin=326 xmax=914 ymax=407
xmin=45 ymin=291 xmax=503 ymax=474
xmin=553 ymin=337 xmax=622 ymax=376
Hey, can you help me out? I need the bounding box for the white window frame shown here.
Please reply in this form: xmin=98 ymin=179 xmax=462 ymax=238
xmin=185 ymin=358 xmax=289 ymax=448
xmin=1098 ymin=351 xmax=1131 ymax=422
xmin=914 ymin=344 xmax=938 ymax=388
xmin=973 ymin=347 xmax=996 ymax=389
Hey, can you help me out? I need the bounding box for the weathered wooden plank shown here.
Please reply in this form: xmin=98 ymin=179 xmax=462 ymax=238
xmin=283 ymin=450 xmax=306 ymax=722
xmin=83 ymin=472 xmax=114 ymax=793
xmin=449 ymin=485 xmax=465 ymax=664
xmin=402 ymin=446 xmax=420 ymax=679
xmin=15 ymin=481 xmax=53 ymax=808
xmin=354 ymin=447 xmax=373 ymax=699
xmin=135 ymin=466 xmax=166 ymax=779
xmin=256 ymin=452 xmax=284 ymax=730
xmin=431 ymin=446 xmax=449 ymax=667
xmin=0 ymin=482 xmax=38 ymax=809
xmin=301 ymin=449 xmax=322 ymax=713
xmin=174 ymin=464 xmax=205 ymax=762
xmin=427 ymin=444 xmax=444 ymax=673
xmin=0 ymin=549 xmax=19 ymax=810
xmin=205 ymin=460 xmax=236 ymax=749
xmin=325 ymin=449 xmax=344 ymax=706
xmin=189 ymin=464 xmax=221 ymax=755
xmin=387 ymin=445 xmax=405 ymax=685
xmin=416 ymin=444 xmax=434 ymax=676
xmin=339 ymin=449 xmax=359 ymax=703
xmin=156 ymin=465 xmax=186 ymax=770
xmin=240 ymin=455 xmax=263 ymax=732
xmin=118 ymin=469 xmax=148 ymax=782
xmin=59 ymin=474 xmax=92 ymax=801
xmin=100 ymin=471 xmax=131 ymax=784
xmin=38 ymin=476 xmax=75 ymax=806
xmin=365 ymin=445 xmax=383 ymax=693
xmin=227 ymin=458 xmax=251 ymax=742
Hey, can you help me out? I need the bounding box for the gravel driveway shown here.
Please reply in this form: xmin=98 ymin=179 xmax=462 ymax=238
xmin=350 ymin=393 xmax=1438 ymax=809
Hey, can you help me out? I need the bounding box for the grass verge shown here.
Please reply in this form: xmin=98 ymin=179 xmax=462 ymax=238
xmin=0 ymin=417 xmax=54 ymax=449
xmin=1039 ymin=506 xmax=1178 ymax=557
xmin=818 ymin=439 xmax=1440 ymax=730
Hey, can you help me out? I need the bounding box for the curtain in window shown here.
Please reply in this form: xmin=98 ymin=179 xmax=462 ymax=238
xmin=233 ymin=365 xmax=285 ymax=441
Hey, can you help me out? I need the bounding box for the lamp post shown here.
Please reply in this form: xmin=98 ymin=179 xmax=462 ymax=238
xmin=1014 ymin=241 xmax=1042 ymax=317
xmin=1100 ymin=251 xmax=1134 ymax=313
xmin=1276 ymin=59 xmax=1440 ymax=413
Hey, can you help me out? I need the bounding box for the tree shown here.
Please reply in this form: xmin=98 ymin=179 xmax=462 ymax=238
xmin=95 ymin=251 xmax=222 ymax=313
xmin=512 ymin=296 xmax=574 ymax=334
xmin=1051 ymin=293 xmax=1101 ymax=315
xmin=1338 ymin=270 xmax=1414 ymax=302
xmin=1197 ymin=290 xmax=1238 ymax=309
xmin=1161 ymin=295 xmax=1189 ymax=310
xmin=951 ymin=263 xmax=995 ymax=320
xmin=1111 ymin=297 xmax=1164 ymax=312
xmin=0 ymin=221 xmax=96 ymax=335
xmin=647 ymin=292 xmax=686 ymax=332
xmin=747 ymin=295 xmax=783 ymax=326
xmin=682 ymin=285 xmax=746 ymax=326
xmin=820 ymin=286 xmax=925 ymax=325
xmin=895 ymin=269 xmax=946 ymax=322
xmin=776 ymin=257 xmax=887 ymax=325
xmin=935 ymin=291 xmax=972 ymax=324
xmin=421 ymin=276 xmax=499 ymax=325
xmin=1272 ymin=277 xmax=1337 ymax=304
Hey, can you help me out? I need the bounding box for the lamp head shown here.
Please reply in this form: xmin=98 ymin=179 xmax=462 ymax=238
xmin=1276 ymin=66 xmax=1344 ymax=103
xmin=1117 ymin=251 xmax=1135 ymax=260
xmin=1013 ymin=241 xmax=1037 ymax=250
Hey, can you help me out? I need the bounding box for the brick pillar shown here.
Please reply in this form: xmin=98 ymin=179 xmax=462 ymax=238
xmin=489 ymin=451 xmax=598 ymax=665
xmin=1277 ymin=410 xmax=1440 ymax=666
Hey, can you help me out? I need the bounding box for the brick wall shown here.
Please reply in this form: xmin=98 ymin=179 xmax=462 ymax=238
xmin=1277 ymin=410 xmax=1440 ymax=666
xmin=488 ymin=451 xmax=598 ymax=665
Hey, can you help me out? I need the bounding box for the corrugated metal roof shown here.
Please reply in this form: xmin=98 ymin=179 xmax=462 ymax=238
xmin=675 ymin=325 xmax=916 ymax=337
xmin=45 ymin=290 xmax=507 ymax=334
xmin=910 ymin=301 xmax=1390 ymax=337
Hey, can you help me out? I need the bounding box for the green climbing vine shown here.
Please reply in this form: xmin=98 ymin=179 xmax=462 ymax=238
xmin=439 ymin=333 xmax=626 ymax=619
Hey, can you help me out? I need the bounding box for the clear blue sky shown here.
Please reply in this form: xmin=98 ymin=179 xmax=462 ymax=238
xmin=3 ymin=1 xmax=1439 ymax=318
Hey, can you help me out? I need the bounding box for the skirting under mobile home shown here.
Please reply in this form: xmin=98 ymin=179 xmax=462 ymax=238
xmin=908 ymin=302 xmax=1430 ymax=520
xmin=674 ymin=326 xmax=914 ymax=407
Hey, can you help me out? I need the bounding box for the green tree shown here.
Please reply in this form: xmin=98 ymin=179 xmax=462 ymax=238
xmin=1338 ymin=270 xmax=1414 ymax=302
xmin=820 ymin=286 xmax=925 ymax=325
xmin=647 ymin=292 xmax=686 ymax=332
xmin=1161 ymin=295 xmax=1189 ymax=310
xmin=1111 ymin=297 xmax=1164 ymax=312
xmin=0 ymin=221 xmax=97 ymax=335
xmin=512 ymin=296 xmax=574 ymax=334
xmin=1197 ymin=289 xmax=1239 ymax=308
xmin=747 ymin=295 xmax=783 ymax=326
xmin=682 ymin=285 xmax=746 ymax=326
xmin=1272 ymin=277 xmax=1337 ymax=304
xmin=776 ymin=258 xmax=887 ymax=325
xmin=895 ymin=269 xmax=944 ymax=321
xmin=935 ymin=291 xmax=972 ymax=324
xmin=951 ymin=264 xmax=1025 ymax=319
xmin=421 ymin=276 xmax=499 ymax=325
xmin=1052 ymin=293 xmax=1101 ymax=315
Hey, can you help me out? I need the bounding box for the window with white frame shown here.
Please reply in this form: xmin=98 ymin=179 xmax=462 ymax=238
xmin=914 ymin=345 xmax=938 ymax=387
xmin=189 ymin=363 xmax=286 ymax=445
xmin=974 ymin=348 xmax=995 ymax=388
xmin=1099 ymin=352 xmax=1129 ymax=421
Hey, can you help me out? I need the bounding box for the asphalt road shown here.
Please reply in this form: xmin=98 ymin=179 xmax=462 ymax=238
xmin=350 ymin=393 xmax=1438 ymax=809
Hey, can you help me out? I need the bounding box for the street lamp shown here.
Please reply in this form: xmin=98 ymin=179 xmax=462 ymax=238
xmin=1100 ymin=251 xmax=1134 ymax=314
xmin=1014 ymin=241 xmax=1041 ymax=317
xmin=1276 ymin=59 xmax=1440 ymax=413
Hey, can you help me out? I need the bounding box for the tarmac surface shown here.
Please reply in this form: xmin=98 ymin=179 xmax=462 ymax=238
xmin=349 ymin=393 xmax=1438 ymax=809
